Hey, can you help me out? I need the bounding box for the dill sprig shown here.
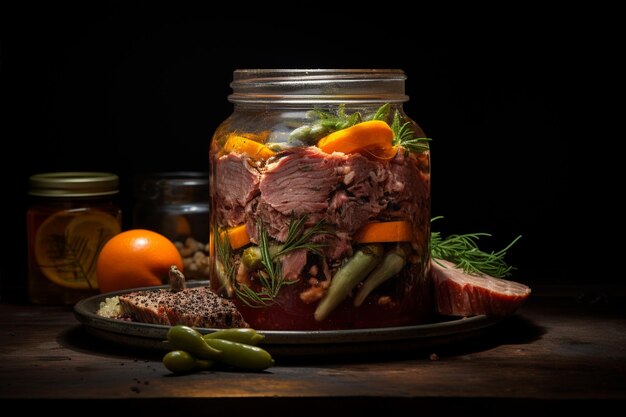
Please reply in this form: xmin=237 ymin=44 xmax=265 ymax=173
xmin=391 ymin=110 xmax=431 ymax=154
xmin=430 ymin=217 xmax=521 ymax=278
xmin=236 ymin=216 xmax=328 ymax=307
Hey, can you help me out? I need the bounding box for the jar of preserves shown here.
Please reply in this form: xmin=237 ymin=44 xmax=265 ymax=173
xmin=27 ymin=172 xmax=122 ymax=305
xmin=209 ymin=69 xmax=431 ymax=330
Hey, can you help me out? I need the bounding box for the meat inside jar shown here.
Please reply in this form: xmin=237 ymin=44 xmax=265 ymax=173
xmin=209 ymin=104 xmax=432 ymax=330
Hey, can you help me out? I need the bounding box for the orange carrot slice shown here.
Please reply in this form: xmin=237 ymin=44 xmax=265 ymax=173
xmin=353 ymin=221 xmax=413 ymax=243
xmin=317 ymin=120 xmax=394 ymax=156
xmin=223 ymin=134 xmax=275 ymax=160
xmin=221 ymin=224 xmax=251 ymax=250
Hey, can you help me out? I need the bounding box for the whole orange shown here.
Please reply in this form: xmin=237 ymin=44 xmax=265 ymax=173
xmin=96 ymin=229 xmax=183 ymax=293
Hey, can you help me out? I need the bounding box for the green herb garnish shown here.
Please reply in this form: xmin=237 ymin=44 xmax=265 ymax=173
xmin=310 ymin=104 xmax=362 ymax=131
xmin=235 ymin=223 xmax=288 ymax=308
xmin=369 ymin=102 xmax=392 ymax=121
xmin=288 ymin=102 xmax=432 ymax=155
xmin=390 ymin=110 xmax=431 ymax=154
xmin=236 ymin=215 xmax=328 ymax=307
xmin=288 ymin=105 xmax=364 ymax=145
xmin=275 ymin=215 xmax=328 ymax=257
xmin=430 ymin=217 xmax=521 ymax=278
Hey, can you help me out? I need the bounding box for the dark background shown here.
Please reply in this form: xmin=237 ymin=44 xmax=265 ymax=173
xmin=1 ymin=6 xmax=575 ymax=301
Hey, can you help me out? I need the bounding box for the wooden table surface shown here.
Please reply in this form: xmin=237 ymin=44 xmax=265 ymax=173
xmin=1 ymin=286 xmax=625 ymax=416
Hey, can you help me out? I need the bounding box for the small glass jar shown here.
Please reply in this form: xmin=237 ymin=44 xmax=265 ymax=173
xmin=133 ymin=172 xmax=210 ymax=280
xmin=209 ymin=69 xmax=431 ymax=330
xmin=132 ymin=172 xmax=210 ymax=243
xmin=27 ymin=172 xmax=122 ymax=305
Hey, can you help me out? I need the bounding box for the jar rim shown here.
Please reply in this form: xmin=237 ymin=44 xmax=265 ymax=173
xmin=229 ymin=69 xmax=409 ymax=105
xmin=233 ymin=68 xmax=406 ymax=78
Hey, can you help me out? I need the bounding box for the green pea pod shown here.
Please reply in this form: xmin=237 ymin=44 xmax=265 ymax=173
xmin=203 ymin=328 xmax=265 ymax=345
xmin=204 ymin=338 xmax=274 ymax=371
xmin=167 ymin=325 xmax=222 ymax=359
xmin=163 ymin=350 xmax=215 ymax=374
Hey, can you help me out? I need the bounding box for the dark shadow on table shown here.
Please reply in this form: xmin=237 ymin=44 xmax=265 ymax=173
xmin=58 ymin=326 xmax=165 ymax=360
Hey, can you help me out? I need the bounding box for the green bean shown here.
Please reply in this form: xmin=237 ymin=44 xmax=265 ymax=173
xmin=167 ymin=325 xmax=222 ymax=359
xmin=163 ymin=350 xmax=215 ymax=374
xmin=314 ymin=244 xmax=384 ymax=321
xmin=353 ymin=246 xmax=407 ymax=307
xmin=204 ymin=338 xmax=274 ymax=371
xmin=203 ymin=328 xmax=265 ymax=345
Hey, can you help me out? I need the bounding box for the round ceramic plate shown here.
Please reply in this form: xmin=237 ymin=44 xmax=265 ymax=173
xmin=74 ymin=282 xmax=503 ymax=356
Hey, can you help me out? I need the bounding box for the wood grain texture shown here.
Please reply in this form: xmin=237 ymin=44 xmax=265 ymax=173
xmin=1 ymin=289 xmax=625 ymax=416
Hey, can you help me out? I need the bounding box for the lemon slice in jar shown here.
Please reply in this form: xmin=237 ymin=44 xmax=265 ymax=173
xmin=35 ymin=211 xmax=121 ymax=289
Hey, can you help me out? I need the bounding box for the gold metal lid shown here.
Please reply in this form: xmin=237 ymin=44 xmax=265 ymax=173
xmin=29 ymin=172 xmax=119 ymax=197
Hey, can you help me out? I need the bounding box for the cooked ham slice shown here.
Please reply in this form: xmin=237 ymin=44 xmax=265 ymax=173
xmin=432 ymin=259 xmax=531 ymax=316
xmin=118 ymin=287 xmax=248 ymax=328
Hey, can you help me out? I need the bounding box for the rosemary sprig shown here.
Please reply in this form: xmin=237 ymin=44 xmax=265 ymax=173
xmin=430 ymin=217 xmax=521 ymax=278
xmin=275 ymin=215 xmax=328 ymax=257
xmin=258 ymin=222 xmax=279 ymax=282
xmin=235 ymin=283 xmax=276 ymax=308
xmin=235 ymin=222 xmax=292 ymax=308
xmin=369 ymin=102 xmax=391 ymax=121
xmin=236 ymin=216 xmax=328 ymax=307
xmin=391 ymin=110 xmax=431 ymax=154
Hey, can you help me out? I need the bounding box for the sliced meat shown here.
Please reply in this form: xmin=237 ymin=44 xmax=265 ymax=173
xmin=327 ymin=153 xmax=389 ymax=234
xmin=215 ymin=153 xmax=260 ymax=227
xmin=431 ymin=259 xmax=531 ymax=316
xmin=245 ymin=198 xmax=292 ymax=242
xmin=119 ymin=287 xmax=248 ymax=328
xmin=250 ymin=147 xmax=396 ymax=259
xmin=280 ymin=249 xmax=308 ymax=280
xmin=381 ymin=148 xmax=430 ymax=223
xmin=160 ymin=287 xmax=248 ymax=328
xmin=259 ymin=147 xmax=345 ymax=216
xmin=118 ymin=290 xmax=169 ymax=325
xmin=241 ymin=146 xmax=431 ymax=262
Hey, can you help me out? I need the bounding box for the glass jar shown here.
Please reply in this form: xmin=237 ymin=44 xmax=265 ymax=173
xmin=27 ymin=172 xmax=122 ymax=305
xmin=132 ymin=172 xmax=210 ymax=280
xmin=132 ymin=172 xmax=210 ymax=243
xmin=209 ymin=69 xmax=431 ymax=330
